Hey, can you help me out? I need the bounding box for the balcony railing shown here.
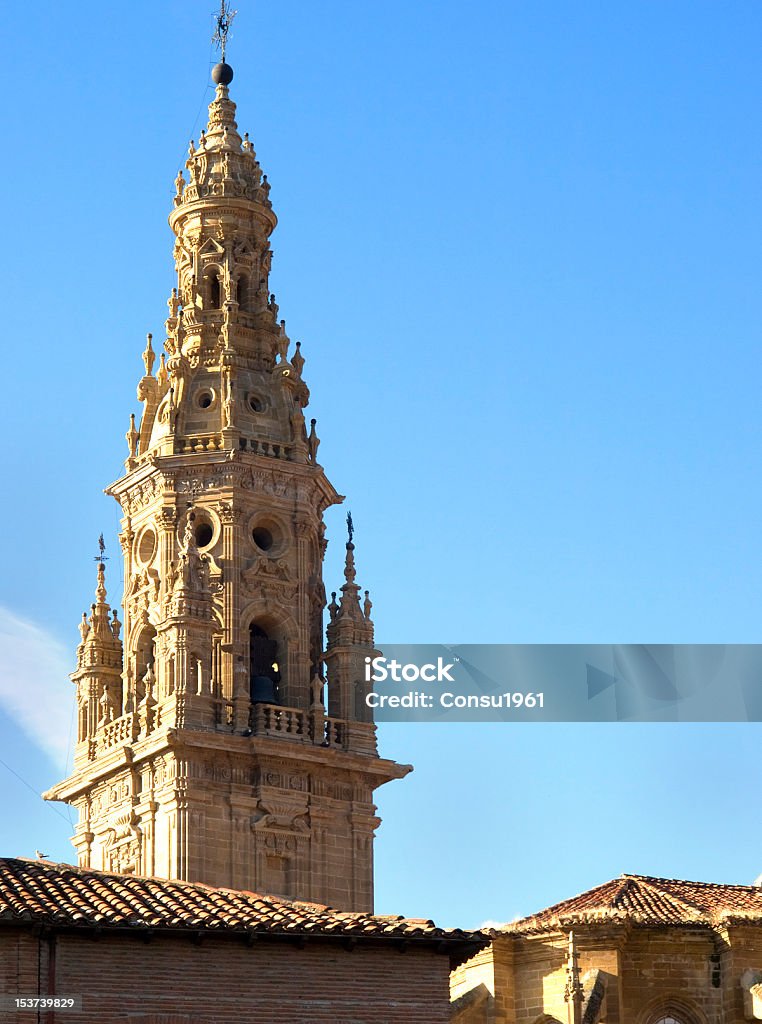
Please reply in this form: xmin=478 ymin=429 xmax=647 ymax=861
xmin=250 ymin=703 xmax=308 ymax=741
xmin=248 ymin=703 xmax=351 ymax=750
xmin=99 ymin=712 xmax=136 ymax=752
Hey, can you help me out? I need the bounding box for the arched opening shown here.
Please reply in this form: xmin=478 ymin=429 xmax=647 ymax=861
xmin=236 ymin=274 xmax=249 ymax=310
xmin=642 ymin=998 xmax=705 ymax=1024
xmin=210 ymin=272 xmax=221 ymax=308
xmin=249 ymin=623 xmax=281 ymax=704
xmin=135 ymin=624 xmax=156 ymax=707
xmin=203 ymin=268 xmax=221 ymax=309
xmin=190 ymin=652 xmax=204 ymax=695
xmin=78 ymin=705 xmax=88 ymax=742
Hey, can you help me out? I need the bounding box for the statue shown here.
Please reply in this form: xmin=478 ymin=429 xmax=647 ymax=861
xmin=223 ymin=371 xmax=234 ymax=428
xmin=142 ymin=664 xmax=155 ymax=701
xmin=198 ymin=553 xmax=211 ymax=592
xmin=182 ymin=512 xmax=196 ymax=553
xmin=98 ymin=688 xmax=114 ymax=727
xmin=311 ymin=675 xmax=324 ymax=708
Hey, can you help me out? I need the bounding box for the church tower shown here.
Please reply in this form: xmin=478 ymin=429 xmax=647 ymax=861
xmin=44 ymin=45 xmax=410 ymax=913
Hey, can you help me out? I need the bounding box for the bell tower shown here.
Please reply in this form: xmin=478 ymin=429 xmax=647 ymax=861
xmin=44 ymin=49 xmax=410 ymax=912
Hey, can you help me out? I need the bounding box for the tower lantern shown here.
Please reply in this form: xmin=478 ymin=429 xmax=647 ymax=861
xmin=45 ymin=47 xmax=410 ymax=912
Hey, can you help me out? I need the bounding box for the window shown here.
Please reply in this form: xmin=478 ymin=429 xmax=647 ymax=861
xmin=236 ymin=274 xmax=249 ymax=309
xmin=249 ymin=623 xmax=280 ymax=704
xmin=209 ymin=272 xmax=221 ymax=308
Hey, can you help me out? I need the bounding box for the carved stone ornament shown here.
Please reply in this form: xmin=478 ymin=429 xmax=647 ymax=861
xmin=251 ymin=797 xmax=308 ymax=832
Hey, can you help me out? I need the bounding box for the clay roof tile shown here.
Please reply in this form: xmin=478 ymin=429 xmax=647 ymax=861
xmin=0 ymin=858 xmax=483 ymax=947
xmin=505 ymin=873 xmax=762 ymax=935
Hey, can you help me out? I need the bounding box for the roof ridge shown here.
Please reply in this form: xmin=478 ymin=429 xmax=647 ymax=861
xmin=622 ymin=872 xmax=762 ymax=892
xmin=504 ymin=871 xmax=762 ymax=936
xmin=628 ymin=876 xmax=707 ymax=920
xmin=506 ymin=876 xmax=626 ymax=929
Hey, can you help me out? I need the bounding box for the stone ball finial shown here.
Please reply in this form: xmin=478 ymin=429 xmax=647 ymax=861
xmin=212 ymin=62 xmax=234 ymax=85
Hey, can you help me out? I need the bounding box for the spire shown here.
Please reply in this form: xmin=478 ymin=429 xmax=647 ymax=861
xmin=95 ymin=560 xmax=107 ymax=605
xmin=339 ymin=513 xmax=362 ymax=617
xmin=324 ymin=515 xmax=378 ymax=736
xmin=76 ymin=547 xmax=122 ymax=663
xmin=328 ymin=514 xmax=373 ymax=633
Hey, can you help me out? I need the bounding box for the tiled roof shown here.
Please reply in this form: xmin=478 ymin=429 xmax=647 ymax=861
xmin=0 ymin=858 xmax=480 ymax=947
xmin=506 ymin=873 xmax=762 ymax=935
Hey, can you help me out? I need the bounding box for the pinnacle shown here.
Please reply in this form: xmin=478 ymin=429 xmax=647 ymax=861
xmin=95 ymin=561 xmax=108 ymax=605
xmin=173 ymin=77 xmax=268 ymax=221
xmin=78 ymin=561 xmax=121 ymax=651
xmin=203 ymin=83 xmax=241 ymax=148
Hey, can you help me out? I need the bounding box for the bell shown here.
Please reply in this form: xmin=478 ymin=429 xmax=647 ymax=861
xmin=250 ymin=675 xmax=278 ymax=704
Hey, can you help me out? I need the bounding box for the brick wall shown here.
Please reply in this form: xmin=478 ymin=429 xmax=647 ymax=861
xmin=0 ymin=928 xmax=453 ymax=1024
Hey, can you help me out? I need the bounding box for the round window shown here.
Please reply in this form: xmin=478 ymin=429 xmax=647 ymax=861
xmin=196 ymin=389 xmax=215 ymax=409
xmin=137 ymin=527 xmax=157 ymax=565
xmin=252 ymin=526 xmax=273 ymax=551
xmin=195 ymin=522 xmax=214 ymax=548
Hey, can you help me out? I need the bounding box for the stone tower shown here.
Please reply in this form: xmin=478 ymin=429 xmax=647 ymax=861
xmin=44 ymin=58 xmax=410 ymax=913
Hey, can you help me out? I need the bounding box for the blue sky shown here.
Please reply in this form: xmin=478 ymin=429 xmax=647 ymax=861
xmin=1 ymin=0 xmax=761 ymax=927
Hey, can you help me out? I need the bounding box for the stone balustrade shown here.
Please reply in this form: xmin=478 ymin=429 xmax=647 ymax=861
xmin=98 ymin=712 xmax=136 ymax=752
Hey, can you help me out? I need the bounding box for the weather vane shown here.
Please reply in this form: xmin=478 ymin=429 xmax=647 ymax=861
xmin=346 ymin=512 xmax=354 ymax=545
xmin=212 ymin=1 xmax=237 ymax=63
xmin=94 ymin=533 xmax=108 ymax=564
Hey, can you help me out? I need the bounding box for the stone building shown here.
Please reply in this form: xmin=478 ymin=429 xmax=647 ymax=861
xmin=451 ymin=873 xmax=762 ymax=1023
xmin=3 ymin=18 xmax=762 ymax=1024
xmin=43 ymin=54 xmax=408 ymax=914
